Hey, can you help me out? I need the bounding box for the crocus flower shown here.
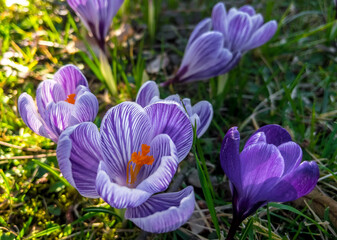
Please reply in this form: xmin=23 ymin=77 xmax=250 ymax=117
xmin=18 ymin=65 xmax=98 ymax=143
xmin=56 ymin=101 xmax=195 ymax=233
xmin=136 ymin=81 xmax=213 ymax=138
xmin=67 ymin=0 xmax=124 ymax=50
xmin=220 ymin=125 xmax=319 ymax=240
xmin=163 ymin=2 xmax=277 ymax=85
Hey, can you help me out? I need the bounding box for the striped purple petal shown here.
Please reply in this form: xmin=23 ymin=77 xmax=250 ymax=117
xmin=136 ymin=134 xmax=178 ymax=194
xmin=125 ymin=186 xmax=195 ymax=233
xmin=18 ymin=93 xmax=54 ymax=140
xmin=53 ymin=64 xmax=88 ymax=96
xmin=95 ymin=161 xmax=152 ymax=208
xmin=56 ymin=122 xmax=101 ymax=198
xmin=145 ymin=101 xmax=193 ymax=161
xmin=135 ymin=81 xmax=160 ymax=107
xmin=69 ymin=86 xmax=99 ymax=125
xmin=176 ymin=32 xmax=233 ymax=83
xmin=36 ymin=80 xmax=65 ymax=115
xmin=100 ymin=102 xmax=153 ymax=181
xmin=192 ymin=100 xmax=213 ymax=137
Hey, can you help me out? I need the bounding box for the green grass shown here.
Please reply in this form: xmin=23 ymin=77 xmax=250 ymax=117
xmin=1 ymin=0 xmax=337 ymax=239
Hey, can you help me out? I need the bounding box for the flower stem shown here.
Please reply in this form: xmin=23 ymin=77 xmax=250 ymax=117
xmin=226 ymin=215 xmax=242 ymax=240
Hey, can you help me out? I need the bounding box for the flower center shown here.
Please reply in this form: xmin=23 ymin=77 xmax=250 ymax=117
xmin=126 ymin=144 xmax=154 ymax=185
xmin=65 ymin=94 xmax=76 ymax=104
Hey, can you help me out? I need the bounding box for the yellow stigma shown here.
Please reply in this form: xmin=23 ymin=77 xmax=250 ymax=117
xmin=126 ymin=144 xmax=154 ymax=185
xmin=65 ymin=93 xmax=76 ymax=104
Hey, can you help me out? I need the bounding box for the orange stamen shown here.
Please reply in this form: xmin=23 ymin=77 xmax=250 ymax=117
xmin=65 ymin=94 xmax=76 ymax=104
xmin=126 ymin=144 xmax=154 ymax=184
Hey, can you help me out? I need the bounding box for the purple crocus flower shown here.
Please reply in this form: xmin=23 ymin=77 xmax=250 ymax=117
xmin=56 ymin=101 xmax=195 ymax=233
xmin=18 ymin=65 xmax=98 ymax=143
xmin=163 ymin=2 xmax=277 ymax=85
xmin=136 ymin=81 xmax=213 ymax=138
xmin=221 ymin=125 xmax=319 ymax=240
xmin=67 ymin=0 xmax=124 ymax=50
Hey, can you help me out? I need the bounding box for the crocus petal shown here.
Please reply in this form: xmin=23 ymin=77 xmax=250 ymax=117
xmin=67 ymin=0 xmax=124 ymax=46
xmin=145 ymin=101 xmax=193 ymax=161
xmin=181 ymin=98 xmax=193 ymax=116
xmin=135 ymin=81 xmax=160 ymax=107
xmin=96 ymin=161 xmax=151 ymax=208
xmin=240 ymin=143 xmax=284 ymax=197
xmin=125 ymin=186 xmax=195 ymax=233
xmin=53 ymin=64 xmax=88 ymax=96
xmin=186 ymin=18 xmax=212 ymax=51
xmin=36 ymin=80 xmax=66 ymax=115
xmin=192 ymin=101 xmax=213 ymax=138
xmin=18 ymin=93 xmax=52 ymax=140
xmin=252 ymin=124 xmax=292 ymax=146
xmin=100 ymin=102 xmax=152 ymax=181
xmin=56 ymin=122 xmax=101 ymax=198
xmin=136 ymin=134 xmax=178 ymax=194
xmin=177 ymin=32 xmax=233 ymax=83
xmin=212 ymin=2 xmax=227 ymax=36
xmin=218 ymin=51 xmax=241 ymax=75
xmin=241 ymin=20 xmax=277 ymax=52
xmin=244 ymin=131 xmax=267 ymax=148
xmin=278 ymin=141 xmax=302 ymax=176
xmin=43 ymin=101 xmax=74 ymax=139
xmin=268 ymin=161 xmax=319 ymax=202
xmin=227 ymin=12 xmax=253 ymax=52
xmin=220 ymin=127 xmax=241 ymax=189
xmin=250 ymin=14 xmax=264 ymax=32
xmin=239 ymin=5 xmax=256 ymax=16
xmin=165 ymin=94 xmax=181 ymax=103
xmin=70 ymin=86 xmax=99 ymax=125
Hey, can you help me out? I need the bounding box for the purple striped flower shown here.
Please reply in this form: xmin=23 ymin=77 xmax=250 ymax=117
xmin=18 ymin=65 xmax=98 ymax=143
xmin=56 ymin=101 xmax=195 ymax=233
xmin=67 ymin=0 xmax=124 ymax=50
xmin=221 ymin=125 xmax=319 ymax=239
xmin=163 ymin=2 xmax=277 ymax=85
xmin=136 ymin=81 xmax=213 ymax=138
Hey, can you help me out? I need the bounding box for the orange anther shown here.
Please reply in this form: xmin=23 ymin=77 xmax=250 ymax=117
xmin=126 ymin=144 xmax=154 ymax=184
xmin=65 ymin=94 xmax=76 ymax=104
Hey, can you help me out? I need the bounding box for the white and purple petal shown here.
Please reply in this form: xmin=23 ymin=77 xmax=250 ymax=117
xmin=56 ymin=122 xmax=101 ymax=198
xmin=100 ymin=102 xmax=153 ymax=181
xmin=125 ymin=186 xmax=195 ymax=233
xmin=36 ymin=80 xmax=66 ymax=115
xmin=136 ymin=134 xmax=178 ymax=194
xmin=18 ymin=93 xmax=53 ymax=140
xmin=192 ymin=100 xmax=213 ymax=137
xmin=186 ymin=18 xmax=212 ymax=51
xmin=69 ymin=86 xmax=99 ymax=125
xmin=241 ymin=20 xmax=277 ymax=52
xmin=135 ymin=81 xmax=160 ymax=107
xmin=145 ymin=101 xmax=193 ymax=161
xmin=96 ymin=161 xmax=152 ymax=208
xmin=176 ymin=32 xmax=233 ymax=83
xmin=212 ymin=2 xmax=227 ymax=36
xmin=53 ymin=64 xmax=88 ymax=96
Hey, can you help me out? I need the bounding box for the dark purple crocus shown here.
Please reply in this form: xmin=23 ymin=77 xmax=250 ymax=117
xmin=163 ymin=2 xmax=277 ymax=85
xmin=56 ymin=101 xmax=195 ymax=233
xmin=18 ymin=65 xmax=98 ymax=143
xmin=67 ymin=0 xmax=124 ymax=50
xmin=136 ymin=81 xmax=213 ymax=138
xmin=220 ymin=125 xmax=319 ymax=240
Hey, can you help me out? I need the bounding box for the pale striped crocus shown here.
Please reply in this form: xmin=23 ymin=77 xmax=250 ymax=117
xmin=221 ymin=125 xmax=319 ymax=239
xmin=56 ymin=101 xmax=195 ymax=233
xmin=163 ymin=2 xmax=277 ymax=85
xmin=18 ymin=65 xmax=98 ymax=142
xmin=67 ymin=0 xmax=124 ymax=50
xmin=136 ymin=81 xmax=213 ymax=138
